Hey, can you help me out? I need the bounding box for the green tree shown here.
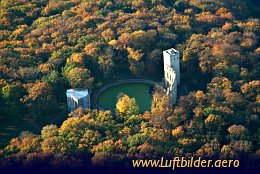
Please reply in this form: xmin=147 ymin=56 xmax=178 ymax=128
xmin=1 ymin=83 xmax=25 ymax=116
xmin=128 ymin=59 xmax=144 ymax=77
xmin=66 ymin=67 xmax=94 ymax=88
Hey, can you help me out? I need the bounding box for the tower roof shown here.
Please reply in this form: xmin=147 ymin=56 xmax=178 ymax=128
xmin=164 ymin=48 xmax=179 ymax=55
xmin=66 ymin=89 xmax=89 ymax=100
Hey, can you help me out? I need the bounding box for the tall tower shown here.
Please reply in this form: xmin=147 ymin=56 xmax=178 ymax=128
xmin=163 ymin=48 xmax=180 ymax=104
xmin=163 ymin=48 xmax=180 ymax=85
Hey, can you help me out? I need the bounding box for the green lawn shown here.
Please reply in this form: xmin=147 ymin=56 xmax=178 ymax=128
xmin=97 ymin=83 xmax=153 ymax=113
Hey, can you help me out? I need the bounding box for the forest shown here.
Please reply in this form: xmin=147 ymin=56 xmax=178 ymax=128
xmin=0 ymin=0 xmax=259 ymax=172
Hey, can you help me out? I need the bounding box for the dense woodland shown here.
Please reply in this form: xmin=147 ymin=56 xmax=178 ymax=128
xmin=0 ymin=0 xmax=259 ymax=171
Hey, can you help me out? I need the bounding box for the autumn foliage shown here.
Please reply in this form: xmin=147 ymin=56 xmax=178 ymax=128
xmin=0 ymin=0 xmax=259 ymax=172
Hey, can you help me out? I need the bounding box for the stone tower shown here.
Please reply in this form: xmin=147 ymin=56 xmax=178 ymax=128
xmin=163 ymin=48 xmax=180 ymax=104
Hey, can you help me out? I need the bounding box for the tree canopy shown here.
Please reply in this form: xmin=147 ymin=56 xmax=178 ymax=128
xmin=0 ymin=0 xmax=259 ymax=172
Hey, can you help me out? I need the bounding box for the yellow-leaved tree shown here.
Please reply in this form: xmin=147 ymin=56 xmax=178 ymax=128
xmin=116 ymin=94 xmax=140 ymax=116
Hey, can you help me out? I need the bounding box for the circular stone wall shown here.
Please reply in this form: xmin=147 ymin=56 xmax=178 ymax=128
xmin=96 ymin=79 xmax=158 ymax=112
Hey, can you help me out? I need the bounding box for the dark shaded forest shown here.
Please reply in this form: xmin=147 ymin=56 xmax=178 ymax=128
xmin=0 ymin=0 xmax=259 ymax=172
